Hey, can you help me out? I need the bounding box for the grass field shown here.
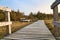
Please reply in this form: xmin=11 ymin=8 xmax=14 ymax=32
xmin=0 ymin=21 xmax=32 ymax=39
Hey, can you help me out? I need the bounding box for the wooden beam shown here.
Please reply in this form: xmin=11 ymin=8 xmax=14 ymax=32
xmin=7 ymin=12 xmax=12 ymax=34
xmin=51 ymin=0 xmax=60 ymax=9
xmin=53 ymin=6 xmax=58 ymax=21
xmin=0 ymin=6 xmax=11 ymax=12
xmin=53 ymin=21 xmax=60 ymax=27
xmin=0 ymin=22 xmax=12 ymax=26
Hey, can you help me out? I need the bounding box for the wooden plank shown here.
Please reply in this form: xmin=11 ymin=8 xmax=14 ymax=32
xmin=0 ymin=22 xmax=12 ymax=26
xmin=3 ymin=20 xmax=56 ymax=40
xmin=51 ymin=0 xmax=60 ymax=9
xmin=0 ymin=6 xmax=11 ymax=12
xmin=53 ymin=21 xmax=60 ymax=27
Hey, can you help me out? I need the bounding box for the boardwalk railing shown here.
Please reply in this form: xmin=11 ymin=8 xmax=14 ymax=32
xmin=0 ymin=6 xmax=12 ymax=34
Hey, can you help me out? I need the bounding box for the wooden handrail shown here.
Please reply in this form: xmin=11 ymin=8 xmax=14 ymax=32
xmin=0 ymin=22 xmax=12 ymax=26
xmin=53 ymin=21 xmax=60 ymax=27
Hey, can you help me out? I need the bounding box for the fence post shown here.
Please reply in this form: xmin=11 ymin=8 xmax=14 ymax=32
xmin=7 ymin=11 xmax=11 ymax=34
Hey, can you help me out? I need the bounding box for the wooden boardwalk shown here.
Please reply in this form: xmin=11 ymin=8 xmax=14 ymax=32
xmin=2 ymin=20 xmax=56 ymax=40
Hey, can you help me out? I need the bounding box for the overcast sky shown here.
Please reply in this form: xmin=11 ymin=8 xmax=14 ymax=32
xmin=0 ymin=0 xmax=60 ymax=15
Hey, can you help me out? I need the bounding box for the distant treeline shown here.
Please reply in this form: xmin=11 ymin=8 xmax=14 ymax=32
xmin=0 ymin=10 xmax=54 ymax=21
xmin=33 ymin=11 xmax=53 ymax=20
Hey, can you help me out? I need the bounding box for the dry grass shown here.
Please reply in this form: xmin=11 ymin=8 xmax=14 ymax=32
xmin=0 ymin=21 xmax=32 ymax=39
xmin=45 ymin=19 xmax=60 ymax=37
xmin=0 ymin=26 xmax=7 ymax=39
xmin=44 ymin=19 xmax=54 ymax=34
xmin=11 ymin=21 xmax=32 ymax=33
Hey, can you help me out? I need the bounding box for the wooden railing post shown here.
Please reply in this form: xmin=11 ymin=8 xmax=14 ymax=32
xmin=7 ymin=12 xmax=11 ymax=34
xmin=53 ymin=6 xmax=58 ymax=21
xmin=53 ymin=6 xmax=59 ymax=37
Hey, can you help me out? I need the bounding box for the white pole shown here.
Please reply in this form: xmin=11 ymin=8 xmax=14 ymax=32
xmin=8 ymin=12 xmax=10 ymax=22
xmin=8 ymin=12 xmax=11 ymax=34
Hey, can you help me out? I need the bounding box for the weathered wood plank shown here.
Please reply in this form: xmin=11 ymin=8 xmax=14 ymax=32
xmin=0 ymin=22 xmax=12 ymax=26
xmin=53 ymin=21 xmax=60 ymax=27
xmin=51 ymin=0 xmax=60 ymax=9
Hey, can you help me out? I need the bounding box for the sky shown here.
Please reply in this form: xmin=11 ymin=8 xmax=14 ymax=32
xmin=0 ymin=0 xmax=59 ymax=15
